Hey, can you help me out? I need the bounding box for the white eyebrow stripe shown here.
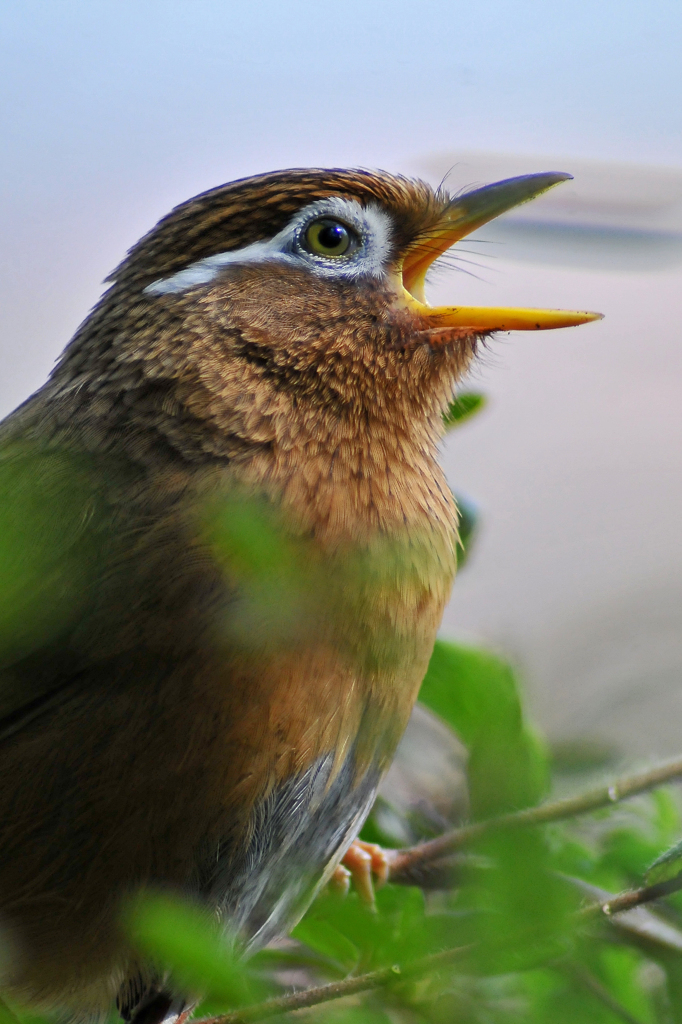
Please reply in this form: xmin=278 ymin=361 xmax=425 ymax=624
xmin=143 ymin=198 xmax=394 ymax=296
xmin=144 ymin=240 xmax=295 ymax=295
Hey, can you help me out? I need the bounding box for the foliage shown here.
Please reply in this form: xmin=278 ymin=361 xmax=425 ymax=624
xmin=443 ymin=391 xmax=483 ymax=568
xmin=442 ymin=392 xmax=487 ymax=430
xmin=100 ymin=650 xmax=682 ymax=1024
xmin=646 ymin=837 xmax=682 ymax=887
xmin=114 ymin=654 xmax=682 ymax=1024
xmin=4 ymin=389 xmax=682 ymax=1024
xmin=123 ymin=894 xmax=261 ymax=1012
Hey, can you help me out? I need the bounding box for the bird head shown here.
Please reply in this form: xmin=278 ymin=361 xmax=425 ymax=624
xmin=54 ymin=168 xmax=600 ymax=481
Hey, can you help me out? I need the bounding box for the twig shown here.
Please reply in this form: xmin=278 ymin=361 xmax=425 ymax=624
xmin=601 ymin=873 xmax=682 ymax=917
xmin=195 ymin=871 xmax=682 ymax=1024
xmin=200 ymin=945 xmax=472 ymax=1024
xmin=388 ymin=754 xmax=682 ymax=885
xmin=191 ymin=760 xmax=682 ymax=1024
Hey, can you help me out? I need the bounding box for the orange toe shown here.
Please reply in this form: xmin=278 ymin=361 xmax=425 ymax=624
xmin=329 ymin=863 xmax=352 ymax=896
xmin=341 ymin=840 xmax=392 ymax=906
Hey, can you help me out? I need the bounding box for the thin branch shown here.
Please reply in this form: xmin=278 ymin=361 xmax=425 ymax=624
xmin=195 ymin=872 xmax=682 ymax=1024
xmin=388 ymin=754 xmax=682 ymax=885
xmin=190 ymin=761 xmax=682 ymax=1024
xmin=602 ymin=873 xmax=682 ymax=917
xmin=201 ymin=945 xmax=472 ymax=1024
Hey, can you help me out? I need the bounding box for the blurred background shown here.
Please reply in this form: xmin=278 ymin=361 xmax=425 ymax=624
xmin=1 ymin=0 xmax=681 ymax=761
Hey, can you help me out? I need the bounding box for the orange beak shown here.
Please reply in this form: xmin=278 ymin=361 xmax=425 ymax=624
xmin=400 ymin=172 xmax=602 ymax=332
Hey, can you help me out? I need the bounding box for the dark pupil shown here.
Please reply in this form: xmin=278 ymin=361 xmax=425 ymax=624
xmin=318 ymin=222 xmax=346 ymax=250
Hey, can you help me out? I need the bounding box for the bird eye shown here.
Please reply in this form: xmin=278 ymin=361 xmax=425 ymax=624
xmin=302 ymin=218 xmax=359 ymax=258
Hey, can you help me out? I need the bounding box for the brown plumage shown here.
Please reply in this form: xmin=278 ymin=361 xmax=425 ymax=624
xmin=0 ymin=166 xmax=598 ymax=1021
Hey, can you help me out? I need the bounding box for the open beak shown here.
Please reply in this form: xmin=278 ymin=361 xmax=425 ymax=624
xmin=400 ymin=172 xmax=603 ymax=332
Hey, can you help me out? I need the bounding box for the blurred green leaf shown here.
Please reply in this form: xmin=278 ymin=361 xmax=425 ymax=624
xmin=646 ymin=838 xmax=682 ymax=887
xmin=291 ymin=916 xmax=360 ymax=972
xmin=443 ymin=393 xmax=487 ymax=430
xmin=461 ymin=830 xmax=578 ymax=975
xmin=604 ymin=828 xmax=668 ymax=885
xmin=296 ymin=885 xmax=467 ymax=976
xmin=416 ymin=641 xmax=579 ymax=990
xmin=589 ymin=945 xmax=657 ymax=1024
xmin=420 ymin=640 xmax=549 ymax=816
xmin=0 ymin=451 xmax=106 ymax=675
xmin=203 ymin=493 xmax=297 ymax=582
xmin=0 ymin=999 xmax=26 ymax=1024
xmin=123 ymin=891 xmax=258 ymax=1008
xmin=310 ymin=1007 xmax=394 ymax=1024
xmin=658 ymin=956 xmax=682 ymax=1024
xmin=651 ymin=788 xmax=682 ymax=847
xmin=453 ymin=492 xmax=479 ymax=569
xmin=525 ymin=960 xmax=652 ymax=1024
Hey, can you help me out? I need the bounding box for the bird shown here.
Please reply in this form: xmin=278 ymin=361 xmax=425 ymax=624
xmin=0 ymin=166 xmax=600 ymax=1023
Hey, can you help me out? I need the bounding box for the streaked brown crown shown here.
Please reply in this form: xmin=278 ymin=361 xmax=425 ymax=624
xmin=109 ymin=168 xmax=449 ymax=290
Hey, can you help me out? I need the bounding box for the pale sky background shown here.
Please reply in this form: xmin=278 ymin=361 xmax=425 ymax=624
xmin=2 ymin=0 xmax=682 ymax=757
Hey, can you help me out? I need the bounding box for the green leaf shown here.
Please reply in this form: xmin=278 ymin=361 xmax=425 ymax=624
xmin=592 ymin=945 xmax=657 ymax=1024
xmin=442 ymin=392 xmax=487 ymax=430
xmin=297 ymin=885 xmax=452 ymax=973
xmin=460 ymin=829 xmax=578 ymax=975
xmin=313 ymin=1008 xmax=394 ymax=1024
xmin=453 ymin=492 xmax=479 ymax=569
xmin=603 ymin=827 xmax=668 ymax=884
xmin=0 ymin=998 xmax=29 ymax=1024
xmin=419 ymin=641 xmax=519 ymax=747
xmin=123 ymin=892 xmax=257 ymax=1008
xmin=419 ymin=640 xmax=549 ymax=816
xmin=0 ymin=451 xmax=107 ymax=673
xmin=646 ymin=838 xmax=682 ymax=886
xmin=291 ymin=917 xmax=360 ymax=971
xmin=651 ymin=787 xmax=682 ymax=847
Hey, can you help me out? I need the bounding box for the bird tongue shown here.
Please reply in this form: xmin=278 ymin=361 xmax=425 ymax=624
xmin=400 ymin=172 xmax=602 ymax=332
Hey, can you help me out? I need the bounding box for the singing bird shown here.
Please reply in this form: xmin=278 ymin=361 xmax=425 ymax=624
xmin=0 ymin=168 xmax=600 ymax=1022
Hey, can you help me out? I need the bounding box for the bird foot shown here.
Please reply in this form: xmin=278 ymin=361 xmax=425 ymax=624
xmin=330 ymin=840 xmax=392 ymax=906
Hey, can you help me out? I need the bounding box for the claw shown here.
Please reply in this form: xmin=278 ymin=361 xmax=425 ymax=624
xmin=340 ymin=840 xmax=391 ymax=907
xmin=329 ymin=863 xmax=352 ymax=897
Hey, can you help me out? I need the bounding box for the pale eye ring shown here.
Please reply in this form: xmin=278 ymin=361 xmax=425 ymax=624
xmin=302 ymin=217 xmax=360 ymax=259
